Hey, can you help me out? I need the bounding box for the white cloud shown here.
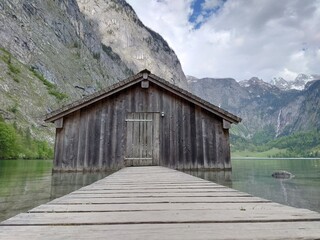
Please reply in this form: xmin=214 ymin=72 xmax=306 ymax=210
xmin=126 ymin=0 xmax=320 ymax=81
xmin=278 ymin=68 xmax=299 ymax=81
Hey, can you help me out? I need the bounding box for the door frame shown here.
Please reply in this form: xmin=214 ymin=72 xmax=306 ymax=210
xmin=124 ymin=112 xmax=160 ymax=166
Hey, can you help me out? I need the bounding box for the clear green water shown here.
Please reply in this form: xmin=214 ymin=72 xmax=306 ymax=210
xmin=0 ymin=160 xmax=113 ymax=222
xmin=0 ymin=159 xmax=319 ymax=222
xmin=187 ymin=158 xmax=320 ymax=213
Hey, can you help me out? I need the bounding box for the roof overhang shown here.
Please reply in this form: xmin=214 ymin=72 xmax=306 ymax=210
xmin=45 ymin=70 xmax=242 ymax=124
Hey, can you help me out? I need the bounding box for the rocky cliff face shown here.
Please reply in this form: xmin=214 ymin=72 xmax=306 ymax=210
xmin=76 ymin=0 xmax=187 ymax=88
xmin=188 ymin=76 xmax=320 ymax=138
xmin=0 ymin=0 xmax=187 ymax=142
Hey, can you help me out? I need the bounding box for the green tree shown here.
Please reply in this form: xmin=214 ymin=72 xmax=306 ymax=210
xmin=0 ymin=122 xmax=17 ymax=159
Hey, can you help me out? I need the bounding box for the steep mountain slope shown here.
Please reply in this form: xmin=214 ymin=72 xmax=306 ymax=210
xmin=0 ymin=0 xmax=187 ymax=144
xmin=0 ymin=48 xmax=55 ymax=142
xmin=188 ymin=76 xmax=320 ymax=139
xmin=76 ymin=0 xmax=187 ymax=88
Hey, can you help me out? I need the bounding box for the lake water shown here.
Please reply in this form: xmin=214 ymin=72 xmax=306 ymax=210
xmin=0 ymin=158 xmax=319 ymax=222
xmin=0 ymin=160 xmax=113 ymax=222
xmin=186 ymin=158 xmax=320 ymax=213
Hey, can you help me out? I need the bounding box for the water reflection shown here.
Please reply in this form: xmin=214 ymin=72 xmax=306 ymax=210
xmin=1 ymin=159 xmax=319 ymax=222
xmin=184 ymin=170 xmax=232 ymax=188
xmin=184 ymin=159 xmax=320 ymax=213
xmin=50 ymin=171 xmax=113 ymax=197
xmin=0 ymin=160 xmax=112 ymax=222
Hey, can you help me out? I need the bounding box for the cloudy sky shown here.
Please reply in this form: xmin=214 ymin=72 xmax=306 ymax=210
xmin=126 ymin=0 xmax=320 ymax=81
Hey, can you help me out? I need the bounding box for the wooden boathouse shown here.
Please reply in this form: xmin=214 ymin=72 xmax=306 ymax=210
xmin=45 ymin=69 xmax=241 ymax=171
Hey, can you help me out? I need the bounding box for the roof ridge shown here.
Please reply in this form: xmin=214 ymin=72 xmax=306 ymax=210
xmin=45 ymin=70 xmax=241 ymax=123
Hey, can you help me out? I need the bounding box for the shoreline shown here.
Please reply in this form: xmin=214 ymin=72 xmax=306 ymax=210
xmin=232 ymin=157 xmax=320 ymax=160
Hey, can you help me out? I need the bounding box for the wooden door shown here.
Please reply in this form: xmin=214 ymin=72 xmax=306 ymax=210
xmin=125 ymin=112 xmax=160 ymax=166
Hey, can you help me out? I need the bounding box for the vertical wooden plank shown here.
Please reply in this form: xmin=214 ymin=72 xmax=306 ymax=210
xmin=106 ymin=105 xmax=114 ymax=169
xmin=209 ymin=119 xmax=217 ymax=168
xmin=180 ymin=102 xmax=187 ymax=170
xmin=111 ymin=99 xmax=118 ymax=170
xmin=136 ymin=87 xmax=142 ymax=112
xmin=202 ymin=117 xmax=209 ymax=169
xmin=161 ymin=91 xmax=170 ymax=167
xmin=60 ymin=119 xmax=68 ymax=170
xmin=205 ymin=117 xmax=212 ymax=169
xmin=139 ymin=113 xmax=144 ymax=161
xmin=158 ymin=89 xmax=164 ymax=166
xmin=152 ymin=113 xmax=160 ymax=165
xmin=83 ymin=108 xmax=90 ymax=170
xmin=190 ymin=104 xmax=197 ymax=169
xmin=174 ymin=98 xmax=180 ymax=169
xmin=76 ymin=109 xmax=86 ymax=171
xmin=130 ymin=89 xmax=136 ymax=112
xmin=61 ymin=114 xmax=78 ymax=170
xmin=146 ymin=114 xmax=150 ymax=164
xmin=98 ymin=106 xmax=106 ymax=169
xmin=71 ymin=111 xmax=80 ymax=170
xmin=90 ymin=105 xmax=101 ymax=170
xmin=53 ymin=128 xmax=64 ymax=171
xmin=125 ymin=113 xmax=133 ymax=161
xmin=150 ymin=84 xmax=160 ymax=112
xmin=133 ymin=113 xmax=139 ymax=160
xmin=195 ymin=108 xmax=204 ymax=169
xmin=184 ymin=102 xmax=191 ymax=170
xmin=86 ymin=109 xmax=94 ymax=170
xmin=168 ymin=94 xmax=174 ymax=168
xmin=215 ymin=122 xmax=224 ymax=169
xmin=170 ymin=97 xmax=177 ymax=169
xmin=65 ymin=116 xmax=73 ymax=170
xmin=101 ymin=103 xmax=108 ymax=168
xmin=114 ymin=96 xmax=123 ymax=169
xmin=223 ymin=128 xmax=231 ymax=169
xmin=146 ymin=113 xmax=150 ymax=160
xmin=177 ymin=100 xmax=184 ymax=169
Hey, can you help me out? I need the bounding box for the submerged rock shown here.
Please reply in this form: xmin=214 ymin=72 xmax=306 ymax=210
xmin=272 ymin=170 xmax=295 ymax=179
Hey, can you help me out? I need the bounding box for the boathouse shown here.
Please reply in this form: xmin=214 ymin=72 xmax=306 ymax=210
xmin=45 ymin=70 xmax=241 ymax=171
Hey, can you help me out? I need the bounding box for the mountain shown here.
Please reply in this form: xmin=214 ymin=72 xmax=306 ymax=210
xmin=271 ymin=74 xmax=320 ymax=91
xmin=0 ymin=0 xmax=187 ymax=145
xmin=77 ymin=0 xmax=187 ymax=88
xmin=188 ymin=76 xmax=320 ymax=139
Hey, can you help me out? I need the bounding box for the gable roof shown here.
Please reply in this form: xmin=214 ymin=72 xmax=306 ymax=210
xmin=44 ymin=69 xmax=242 ymax=124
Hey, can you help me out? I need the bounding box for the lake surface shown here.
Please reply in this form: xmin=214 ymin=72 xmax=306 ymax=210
xmin=0 ymin=158 xmax=319 ymax=222
xmin=0 ymin=160 xmax=113 ymax=222
xmin=186 ymin=158 xmax=320 ymax=213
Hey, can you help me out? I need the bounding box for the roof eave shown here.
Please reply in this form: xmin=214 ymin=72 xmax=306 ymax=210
xmin=44 ymin=73 xmax=144 ymax=122
xmin=147 ymin=74 xmax=242 ymax=124
xmin=44 ymin=71 xmax=242 ymax=124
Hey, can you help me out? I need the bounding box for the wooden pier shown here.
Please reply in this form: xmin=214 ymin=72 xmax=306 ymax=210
xmin=1 ymin=166 xmax=320 ymax=239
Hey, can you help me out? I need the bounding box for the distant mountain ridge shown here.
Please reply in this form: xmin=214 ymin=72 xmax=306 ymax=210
xmin=271 ymin=73 xmax=320 ymax=91
xmin=188 ymin=75 xmax=320 ymax=139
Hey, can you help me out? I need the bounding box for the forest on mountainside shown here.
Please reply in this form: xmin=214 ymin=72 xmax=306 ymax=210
xmin=0 ymin=117 xmax=53 ymax=159
xmin=231 ymin=130 xmax=320 ymax=158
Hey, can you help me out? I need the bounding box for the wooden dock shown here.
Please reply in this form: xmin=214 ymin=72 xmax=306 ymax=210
xmin=1 ymin=166 xmax=320 ymax=239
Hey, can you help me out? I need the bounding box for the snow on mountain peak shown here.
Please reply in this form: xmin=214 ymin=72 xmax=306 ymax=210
xmin=271 ymin=73 xmax=317 ymax=91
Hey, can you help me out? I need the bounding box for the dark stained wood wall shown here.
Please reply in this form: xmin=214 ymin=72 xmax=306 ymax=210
xmin=53 ymin=81 xmax=231 ymax=171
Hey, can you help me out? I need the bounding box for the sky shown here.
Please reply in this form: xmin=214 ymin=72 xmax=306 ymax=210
xmin=126 ymin=0 xmax=320 ymax=81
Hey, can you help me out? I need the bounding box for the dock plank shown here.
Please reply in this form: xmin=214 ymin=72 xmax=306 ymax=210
xmin=28 ymin=202 xmax=293 ymax=213
xmin=1 ymin=166 xmax=320 ymax=239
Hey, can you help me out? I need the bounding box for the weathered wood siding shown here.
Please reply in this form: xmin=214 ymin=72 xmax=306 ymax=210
xmin=53 ymin=81 xmax=231 ymax=171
